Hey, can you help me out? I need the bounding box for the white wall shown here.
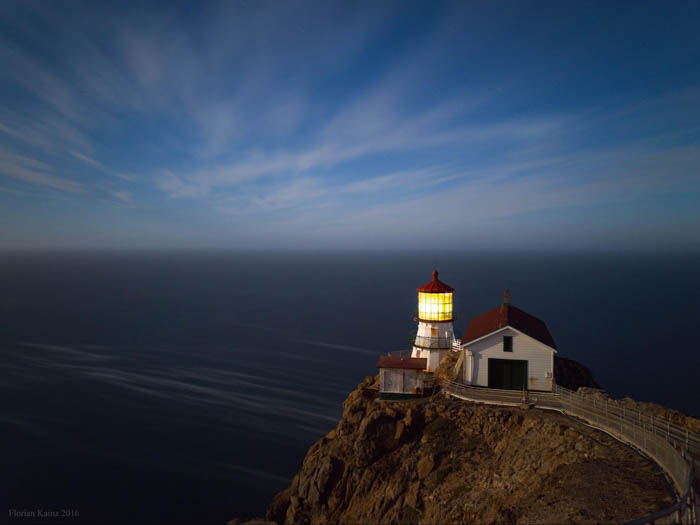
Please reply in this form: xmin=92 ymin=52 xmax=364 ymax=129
xmin=411 ymin=347 xmax=449 ymax=372
xmin=414 ymin=320 xmax=454 ymax=348
xmin=379 ymin=368 xmax=424 ymax=394
xmin=411 ymin=319 xmax=454 ymax=372
xmin=463 ymin=328 xmax=554 ymax=391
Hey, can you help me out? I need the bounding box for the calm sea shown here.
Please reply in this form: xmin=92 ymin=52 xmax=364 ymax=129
xmin=2 ymin=251 xmax=699 ymax=523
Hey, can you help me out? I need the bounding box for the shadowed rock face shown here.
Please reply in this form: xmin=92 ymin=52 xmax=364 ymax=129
xmin=266 ymin=376 xmax=674 ymax=525
xmin=553 ymin=356 xmax=601 ymax=391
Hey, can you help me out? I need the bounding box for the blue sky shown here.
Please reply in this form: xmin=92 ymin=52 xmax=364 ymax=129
xmin=1 ymin=1 xmax=699 ymax=250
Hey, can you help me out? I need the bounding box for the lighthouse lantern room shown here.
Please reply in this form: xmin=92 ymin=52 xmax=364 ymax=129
xmin=411 ymin=270 xmax=455 ymax=372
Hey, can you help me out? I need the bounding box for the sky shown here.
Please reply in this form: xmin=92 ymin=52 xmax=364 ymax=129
xmin=1 ymin=0 xmax=699 ymax=251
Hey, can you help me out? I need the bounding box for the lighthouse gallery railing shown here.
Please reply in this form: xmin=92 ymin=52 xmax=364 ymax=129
xmin=443 ymin=380 xmax=698 ymax=524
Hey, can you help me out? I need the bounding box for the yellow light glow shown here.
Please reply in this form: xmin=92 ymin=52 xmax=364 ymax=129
xmin=418 ymin=292 xmax=453 ymax=321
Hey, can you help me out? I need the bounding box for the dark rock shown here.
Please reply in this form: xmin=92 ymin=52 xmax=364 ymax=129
xmin=554 ymin=355 xmax=601 ymax=390
xmin=417 ymin=455 xmax=434 ymax=480
xmin=354 ymin=411 xmax=399 ymax=467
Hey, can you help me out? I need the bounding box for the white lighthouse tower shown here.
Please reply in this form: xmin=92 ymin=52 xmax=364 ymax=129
xmin=411 ymin=270 xmax=455 ymax=372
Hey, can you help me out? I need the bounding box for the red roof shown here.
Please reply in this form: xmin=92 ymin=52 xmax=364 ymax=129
xmin=461 ymin=304 xmax=557 ymax=349
xmin=376 ymin=356 xmax=427 ymax=370
xmin=417 ymin=270 xmax=454 ymax=293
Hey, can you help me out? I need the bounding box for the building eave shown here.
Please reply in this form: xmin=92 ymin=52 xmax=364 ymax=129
xmin=461 ymin=325 xmax=558 ymax=353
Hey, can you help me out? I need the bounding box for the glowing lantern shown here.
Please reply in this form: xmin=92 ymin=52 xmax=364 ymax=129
xmin=418 ymin=292 xmax=453 ymax=322
xmin=412 ymin=270 xmax=456 ymax=372
xmin=416 ymin=270 xmax=454 ymax=321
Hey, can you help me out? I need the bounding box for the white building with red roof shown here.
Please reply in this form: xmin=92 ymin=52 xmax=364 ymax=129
xmin=458 ymin=291 xmax=557 ymax=391
xmin=376 ymin=356 xmax=427 ymax=399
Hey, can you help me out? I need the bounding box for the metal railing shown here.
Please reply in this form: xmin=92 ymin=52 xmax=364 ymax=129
xmin=388 ymin=338 xmax=460 ymax=355
xmin=414 ymin=335 xmax=453 ymax=348
xmin=554 ymin=386 xmax=700 ymax=461
xmin=386 ymin=349 xmax=413 ymax=357
xmin=445 ymin=380 xmax=556 ymax=407
xmin=442 ymin=380 xmax=698 ymax=524
xmin=387 ymin=338 xmax=462 ymax=352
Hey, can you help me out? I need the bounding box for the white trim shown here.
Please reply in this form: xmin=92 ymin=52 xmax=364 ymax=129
xmin=461 ymin=326 xmax=557 ymax=353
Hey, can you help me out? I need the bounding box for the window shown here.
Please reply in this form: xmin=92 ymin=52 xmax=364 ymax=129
xmin=503 ymin=335 xmax=513 ymax=352
xmin=417 ymin=292 xmax=453 ymax=321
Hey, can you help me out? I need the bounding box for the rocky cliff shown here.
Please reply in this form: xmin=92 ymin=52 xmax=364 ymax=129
xmin=265 ymin=375 xmax=676 ymax=525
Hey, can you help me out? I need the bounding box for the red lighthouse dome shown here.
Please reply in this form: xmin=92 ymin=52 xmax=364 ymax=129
xmin=417 ymin=269 xmax=454 ymax=293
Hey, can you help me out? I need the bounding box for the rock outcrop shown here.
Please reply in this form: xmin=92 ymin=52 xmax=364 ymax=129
xmin=551 ymin=356 xmax=699 ymax=432
xmin=572 ymin=388 xmax=700 ymax=433
xmin=266 ymin=375 xmax=675 ymax=525
xmin=553 ymin=356 xmax=600 ymax=391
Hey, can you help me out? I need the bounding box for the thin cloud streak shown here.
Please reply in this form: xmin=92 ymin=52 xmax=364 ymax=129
xmin=155 ymin=110 xmax=572 ymax=199
xmin=0 ymin=150 xmax=84 ymax=194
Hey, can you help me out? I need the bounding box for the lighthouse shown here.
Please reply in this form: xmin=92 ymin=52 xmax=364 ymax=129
xmin=411 ymin=270 xmax=455 ymax=372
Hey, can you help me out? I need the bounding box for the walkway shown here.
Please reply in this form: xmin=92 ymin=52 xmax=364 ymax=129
xmin=442 ymin=380 xmax=698 ymax=524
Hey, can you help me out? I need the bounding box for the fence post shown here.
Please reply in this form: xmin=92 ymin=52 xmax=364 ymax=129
xmin=621 ymin=406 xmax=624 ymax=434
xmin=644 ymin=412 xmax=647 ymax=449
xmin=605 ymin=399 xmax=608 ymax=428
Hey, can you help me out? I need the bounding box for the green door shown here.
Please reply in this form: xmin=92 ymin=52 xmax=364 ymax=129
xmin=488 ymin=358 xmax=528 ymax=390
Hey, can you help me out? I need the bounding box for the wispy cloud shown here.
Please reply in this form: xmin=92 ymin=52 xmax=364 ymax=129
xmin=0 ymin=1 xmax=698 ymax=249
xmin=0 ymin=110 xmax=93 ymax=154
xmin=0 ymin=150 xmax=84 ymax=194
xmin=111 ymin=190 xmax=134 ymax=205
xmin=70 ymin=151 xmax=105 ymax=169
xmin=156 ymin=105 xmax=571 ymax=200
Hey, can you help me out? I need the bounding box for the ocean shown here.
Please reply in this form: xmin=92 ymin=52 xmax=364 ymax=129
xmin=2 ymin=251 xmax=699 ymax=523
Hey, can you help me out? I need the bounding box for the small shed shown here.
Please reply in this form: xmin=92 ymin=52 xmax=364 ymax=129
xmin=460 ymin=292 xmax=557 ymax=392
xmin=376 ymin=356 xmax=427 ymax=399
